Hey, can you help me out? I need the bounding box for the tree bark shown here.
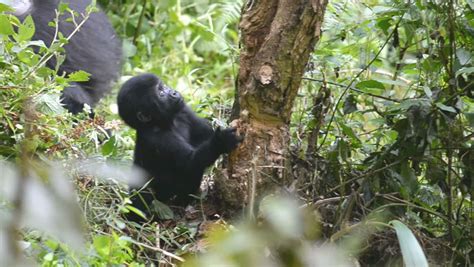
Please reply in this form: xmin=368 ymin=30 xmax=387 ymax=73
xmin=215 ymin=0 xmax=328 ymax=213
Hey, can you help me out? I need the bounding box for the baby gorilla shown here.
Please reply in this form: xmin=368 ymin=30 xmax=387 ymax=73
xmin=117 ymin=74 xmax=242 ymax=219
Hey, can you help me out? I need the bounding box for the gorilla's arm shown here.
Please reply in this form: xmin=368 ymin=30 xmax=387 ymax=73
xmin=176 ymin=106 xmax=214 ymax=145
xmin=61 ymin=83 xmax=93 ymax=114
xmin=145 ymin=127 xmax=239 ymax=171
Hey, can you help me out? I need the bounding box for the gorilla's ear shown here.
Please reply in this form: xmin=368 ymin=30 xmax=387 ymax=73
xmin=137 ymin=112 xmax=151 ymax=123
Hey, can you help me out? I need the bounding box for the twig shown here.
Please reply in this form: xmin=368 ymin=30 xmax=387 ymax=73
xmin=23 ymin=9 xmax=91 ymax=80
xmin=133 ymin=0 xmax=148 ymax=45
xmin=329 ymin=160 xmax=402 ymax=193
xmin=306 ymin=72 xmax=330 ymax=157
xmin=128 ymin=238 xmax=185 ymax=262
xmin=376 ymin=194 xmax=455 ymax=226
xmin=302 ymin=77 xmax=400 ymax=102
xmin=312 ymin=195 xmax=349 ymax=207
xmin=329 ymin=220 xmax=390 ymax=242
xmin=446 ymin=0 xmax=456 ymax=243
xmin=0 ymin=86 xmax=27 ymax=90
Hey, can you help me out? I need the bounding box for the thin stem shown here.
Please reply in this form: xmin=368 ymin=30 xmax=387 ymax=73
xmin=133 ymin=0 xmax=148 ymax=45
xmin=302 ymin=77 xmax=400 ymax=103
xmin=23 ymin=10 xmax=92 ymax=80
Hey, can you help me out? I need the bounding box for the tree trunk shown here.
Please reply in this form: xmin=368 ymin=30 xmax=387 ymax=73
xmin=215 ymin=0 xmax=328 ymax=213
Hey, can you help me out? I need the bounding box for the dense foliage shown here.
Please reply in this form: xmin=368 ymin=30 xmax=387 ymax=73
xmin=0 ymin=0 xmax=472 ymax=266
xmin=293 ymin=1 xmax=473 ymax=264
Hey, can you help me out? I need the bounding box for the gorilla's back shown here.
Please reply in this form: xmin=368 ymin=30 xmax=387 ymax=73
xmin=23 ymin=0 xmax=122 ymax=102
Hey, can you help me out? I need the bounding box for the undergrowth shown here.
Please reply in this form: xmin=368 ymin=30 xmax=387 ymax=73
xmin=0 ymin=0 xmax=472 ymax=266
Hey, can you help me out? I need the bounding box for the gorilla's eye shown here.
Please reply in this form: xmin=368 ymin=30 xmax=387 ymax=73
xmin=158 ymin=91 xmax=165 ymax=97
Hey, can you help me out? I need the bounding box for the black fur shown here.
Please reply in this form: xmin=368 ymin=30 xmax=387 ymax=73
xmin=18 ymin=0 xmax=121 ymax=114
xmin=117 ymin=74 xmax=242 ymax=219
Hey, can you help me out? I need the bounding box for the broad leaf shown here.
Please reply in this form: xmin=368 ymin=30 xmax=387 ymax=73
xmin=0 ymin=14 xmax=14 ymax=35
xmin=67 ymin=70 xmax=91 ymax=82
xmin=125 ymin=205 xmax=147 ymax=220
xmin=0 ymin=3 xmax=14 ymax=12
xmin=465 ymin=113 xmax=474 ymax=127
xmin=456 ymin=48 xmax=472 ymax=65
xmin=436 ymin=103 xmax=457 ymax=113
xmin=390 ymin=220 xmax=429 ymax=267
xmin=101 ymin=136 xmax=116 ymax=156
xmin=456 ymin=67 xmax=474 ymax=77
xmin=152 ymin=200 xmax=174 ymax=220
xmin=16 ymin=15 xmax=35 ymax=41
xmin=355 ymin=80 xmax=385 ymax=91
xmin=374 ymin=78 xmax=407 ymax=87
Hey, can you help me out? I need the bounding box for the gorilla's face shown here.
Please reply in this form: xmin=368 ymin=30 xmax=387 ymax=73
xmin=118 ymin=73 xmax=186 ymax=129
xmin=150 ymin=80 xmax=184 ymax=121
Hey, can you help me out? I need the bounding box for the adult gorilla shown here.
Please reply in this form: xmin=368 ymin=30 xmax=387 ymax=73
xmin=12 ymin=0 xmax=121 ymax=114
xmin=117 ymin=74 xmax=242 ymax=219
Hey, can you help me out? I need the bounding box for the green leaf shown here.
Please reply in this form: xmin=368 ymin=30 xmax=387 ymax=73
xmin=151 ymin=200 xmax=174 ymax=220
xmin=467 ymin=0 xmax=474 ymax=9
xmin=386 ymin=130 xmax=398 ymax=141
xmin=355 ymin=80 xmax=385 ymax=91
xmin=58 ymin=2 xmax=70 ymax=13
xmin=394 ymin=99 xmax=430 ymax=112
xmin=27 ymin=39 xmax=47 ymax=48
xmin=17 ymin=50 xmax=33 ymax=64
xmin=456 ymin=48 xmax=472 ymax=66
xmin=16 ymin=15 xmax=35 ymax=41
xmin=43 ymin=252 xmax=55 ymax=262
xmin=101 ymin=136 xmax=116 ymax=156
xmin=67 ymin=70 xmax=91 ymax=82
xmin=93 ymin=235 xmax=112 ymax=257
xmin=456 ymin=67 xmax=474 ymax=77
xmin=86 ymin=0 xmax=98 ymax=13
xmin=465 ymin=113 xmax=474 ymax=127
xmin=194 ymin=23 xmax=214 ymax=41
xmin=339 ymin=122 xmax=361 ymax=147
xmin=390 ymin=220 xmax=429 ymax=267
xmin=400 ymin=162 xmax=418 ymax=194
xmin=0 ymin=3 xmax=14 ymax=12
xmin=435 ymin=103 xmax=457 ymax=113
xmin=0 ymin=14 xmax=14 ymax=35
xmin=35 ymin=93 xmax=64 ymax=114
xmin=422 ymin=86 xmax=432 ymax=98
xmin=122 ymin=39 xmax=137 ymax=58
xmin=125 ymin=205 xmax=147 ymax=220
xmin=373 ymin=6 xmax=397 ymax=15
xmin=376 ymin=17 xmax=392 ymax=34
xmin=112 ymin=218 xmax=126 ymax=230
xmin=373 ymin=78 xmax=407 ymax=87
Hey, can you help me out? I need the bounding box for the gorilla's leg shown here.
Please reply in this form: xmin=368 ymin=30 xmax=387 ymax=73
xmin=60 ymin=83 xmax=93 ymax=115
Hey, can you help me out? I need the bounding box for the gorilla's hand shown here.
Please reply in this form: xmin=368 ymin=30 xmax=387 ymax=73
xmin=214 ymin=127 xmax=243 ymax=153
xmin=61 ymin=83 xmax=94 ymax=115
